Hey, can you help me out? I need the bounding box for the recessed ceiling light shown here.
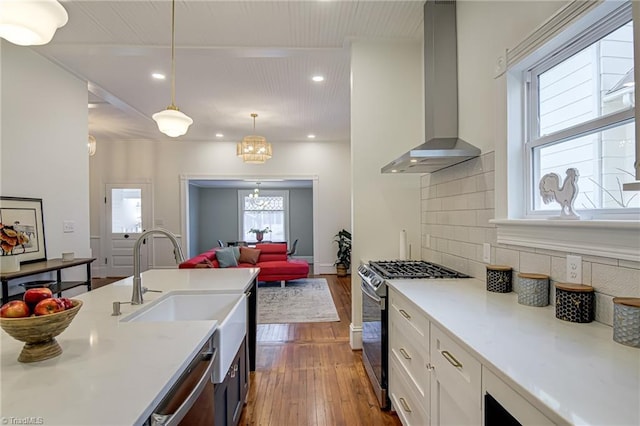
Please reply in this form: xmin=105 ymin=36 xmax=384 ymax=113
xmin=312 ymin=75 xmax=324 ymax=82
xmin=307 ymin=134 xmax=316 ymax=139
xmin=88 ymin=103 xmax=98 ymax=109
xmin=152 ymin=73 xmax=166 ymax=80
xmin=391 ymin=169 xmax=398 ymax=173
xmin=215 ymin=133 xmax=224 ymax=138
xmin=410 ymin=159 xmax=418 ymax=163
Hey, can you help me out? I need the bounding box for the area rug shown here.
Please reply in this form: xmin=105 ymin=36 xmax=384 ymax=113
xmin=258 ymin=278 xmax=340 ymax=324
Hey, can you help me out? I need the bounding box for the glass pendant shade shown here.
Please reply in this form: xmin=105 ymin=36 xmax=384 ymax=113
xmin=0 ymin=0 xmax=68 ymax=46
xmin=236 ymin=135 xmax=273 ymax=164
xmin=88 ymin=135 xmax=97 ymax=156
xmin=152 ymin=107 xmax=193 ymax=138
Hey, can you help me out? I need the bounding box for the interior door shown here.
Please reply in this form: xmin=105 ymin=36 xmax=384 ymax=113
xmin=105 ymin=183 xmax=152 ymax=277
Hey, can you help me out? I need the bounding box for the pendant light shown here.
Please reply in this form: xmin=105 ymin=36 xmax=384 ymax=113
xmin=152 ymin=0 xmax=193 ymax=138
xmin=236 ymin=113 xmax=272 ymax=164
xmin=0 ymin=0 xmax=68 ymax=46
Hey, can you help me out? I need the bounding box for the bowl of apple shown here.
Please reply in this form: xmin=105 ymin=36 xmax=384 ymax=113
xmin=0 ymin=288 xmax=83 ymax=363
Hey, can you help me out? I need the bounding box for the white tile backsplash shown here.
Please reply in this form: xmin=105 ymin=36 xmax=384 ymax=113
xmin=420 ymin=151 xmax=638 ymax=327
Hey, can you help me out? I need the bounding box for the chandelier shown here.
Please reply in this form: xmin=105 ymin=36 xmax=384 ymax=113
xmin=88 ymin=135 xmax=97 ymax=156
xmin=248 ymin=183 xmax=266 ymax=206
xmin=0 ymin=0 xmax=68 ymax=46
xmin=152 ymin=0 xmax=193 ymax=137
xmin=237 ymin=113 xmax=272 ymax=164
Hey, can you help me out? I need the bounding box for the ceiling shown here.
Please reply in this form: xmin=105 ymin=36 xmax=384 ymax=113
xmin=190 ymin=179 xmax=312 ymax=189
xmin=33 ymin=0 xmax=424 ymax=145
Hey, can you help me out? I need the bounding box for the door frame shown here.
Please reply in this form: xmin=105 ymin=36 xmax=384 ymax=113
xmin=179 ymin=174 xmax=318 ymax=274
xmin=102 ymin=181 xmax=153 ymax=277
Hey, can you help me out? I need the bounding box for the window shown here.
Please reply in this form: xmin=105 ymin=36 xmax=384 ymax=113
xmin=525 ymin=8 xmax=639 ymax=216
xmin=238 ymin=190 xmax=289 ymax=241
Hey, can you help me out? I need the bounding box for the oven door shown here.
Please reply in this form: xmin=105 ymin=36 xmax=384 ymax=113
xmin=361 ymin=280 xmax=389 ymax=409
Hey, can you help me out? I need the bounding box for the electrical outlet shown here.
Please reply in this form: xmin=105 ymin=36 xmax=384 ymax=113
xmin=63 ymin=220 xmax=75 ymax=233
xmin=483 ymin=243 xmax=491 ymax=263
xmin=566 ymin=255 xmax=582 ymax=283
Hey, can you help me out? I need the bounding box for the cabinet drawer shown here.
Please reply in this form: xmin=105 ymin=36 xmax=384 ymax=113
xmin=390 ymin=315 xmax=430 ymax=400
xmin=390 ymin=355 xmax=430 ymax=426
xmin=389 ymin=288 xmax=429 ymax=351
xmin=430 ymin=324 xmax=481 ymax=413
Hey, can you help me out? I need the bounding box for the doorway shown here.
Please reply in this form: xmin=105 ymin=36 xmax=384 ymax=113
xmin=104 ymin=183 xmax=152 ymax=277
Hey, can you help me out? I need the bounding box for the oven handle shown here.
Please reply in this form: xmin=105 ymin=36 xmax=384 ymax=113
xmin=360 ymin=280 xmax=383 ymax=306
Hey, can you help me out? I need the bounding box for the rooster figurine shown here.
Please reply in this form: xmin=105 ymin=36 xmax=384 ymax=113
xmin=539 ymin=168 xmax=580 ymax=219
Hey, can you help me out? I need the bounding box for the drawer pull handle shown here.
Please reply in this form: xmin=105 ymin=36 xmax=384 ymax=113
xmin=399 ymin=348 xmax=411 ymax=360
xmin=399 ymin=397 xmax=412 ymax=413
xmin=426 ymin=363 xmax=434 ymax=371
xmin=441 ymin=350 xmax=463 ymax=368
xmin=399 ymin=309 xmax=411 ymax=319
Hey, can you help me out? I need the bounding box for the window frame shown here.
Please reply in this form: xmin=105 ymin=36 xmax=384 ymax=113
xmin=237 ymin=189 xmax=290 ymax=242
xmin=523 ymin=5 xmax=637 ymax=218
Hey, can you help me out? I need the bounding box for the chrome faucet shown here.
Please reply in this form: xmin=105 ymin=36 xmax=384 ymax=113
xmin=132 ymin=228 xmax=185 ymax=305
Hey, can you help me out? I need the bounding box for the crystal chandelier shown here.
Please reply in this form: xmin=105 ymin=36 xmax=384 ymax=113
xmin=237 ymin=113 xmax=272 ymax=164
xmin=0 ymin=0 xmax=68 ymax=46
xmin=152 ymin=0 xmax=193 ymax=137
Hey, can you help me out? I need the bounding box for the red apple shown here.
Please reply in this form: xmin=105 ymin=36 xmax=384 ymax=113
xmin=23 ymin=287 xmax=53 ymax=309
xmin=34 ymin=298 xmax=65 ymax=316
xmin=59 ymin=297 xmax=74 ymax=310
xmin=0 ymin=300 xmax=31 ymax=318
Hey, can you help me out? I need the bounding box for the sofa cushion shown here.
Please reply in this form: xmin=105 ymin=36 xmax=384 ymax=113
xmin=257 ymin=259 xmax=309 ymax=276
xmin=215 ymin=247 xmax=238 ymax=268
xmin=255 ymin=243 xmax=287 ymax=262
xmin=239 ymin=247 xmax=261 ymax=265
xmin=194 ymin=258 xmax=215 ymax=268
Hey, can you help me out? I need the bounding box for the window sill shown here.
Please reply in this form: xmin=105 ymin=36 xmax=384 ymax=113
xmin=491 ymin=219 xmax=640 ymax=262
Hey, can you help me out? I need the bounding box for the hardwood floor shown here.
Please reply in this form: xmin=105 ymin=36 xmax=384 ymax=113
xmin=240 ymin=274 xmax=401 ymax=426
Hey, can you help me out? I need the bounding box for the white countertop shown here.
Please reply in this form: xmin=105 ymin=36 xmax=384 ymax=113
xmin=388 ymin=278 xmax=640 ymax=426
xmin=0 ymin=268 xmax=259 ymax=426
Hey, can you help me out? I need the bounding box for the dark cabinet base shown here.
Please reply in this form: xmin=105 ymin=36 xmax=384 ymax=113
xmin=214 ymin=339 xmax=248 ymax=426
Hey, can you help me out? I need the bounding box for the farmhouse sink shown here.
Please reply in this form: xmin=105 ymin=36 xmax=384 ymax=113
xmin=121 ymin=291 xmax=247 ymax=383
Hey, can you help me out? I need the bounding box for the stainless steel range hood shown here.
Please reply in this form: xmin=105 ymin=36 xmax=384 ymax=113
xmin=382 ymin=0 xmax=480 ymax=174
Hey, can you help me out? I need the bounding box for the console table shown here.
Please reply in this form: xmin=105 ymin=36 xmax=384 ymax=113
xmin=1 ymin=258 xmax=96 ymax=304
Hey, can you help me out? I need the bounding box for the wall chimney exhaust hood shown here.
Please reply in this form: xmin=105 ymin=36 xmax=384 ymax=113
xmin=382 ymin=0 xmax=480 ymax=174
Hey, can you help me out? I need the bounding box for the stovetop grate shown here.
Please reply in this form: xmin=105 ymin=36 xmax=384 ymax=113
xmin=369 ymin=260 xmax=469 ymax=279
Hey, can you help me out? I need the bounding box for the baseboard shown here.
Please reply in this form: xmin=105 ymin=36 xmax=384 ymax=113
xmin=350 ymin=323 xmax=362 ymax=350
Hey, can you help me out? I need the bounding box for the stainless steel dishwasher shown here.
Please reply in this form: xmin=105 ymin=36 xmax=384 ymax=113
xmin=146 ymin=336 xmax=217 ymax=426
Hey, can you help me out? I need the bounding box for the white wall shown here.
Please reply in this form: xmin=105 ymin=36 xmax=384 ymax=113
xmin=1 ymin=41 xmax=91 ymax=285
xmin=89 ymin=138 xmax=350 ymax=274
xmin=351 ymin=40 xmax=423 ymax=348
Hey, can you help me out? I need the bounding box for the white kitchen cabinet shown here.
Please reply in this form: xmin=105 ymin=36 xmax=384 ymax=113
xmin=388 ymin=287 xmax=431 ymax=425
xmin=430 ymin=324 xmax=481 ymax=426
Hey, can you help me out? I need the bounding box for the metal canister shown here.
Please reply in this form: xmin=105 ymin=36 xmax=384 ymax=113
xmin=486 ymin=265 xmax=512 ymax=293
xmin=613 ymin=298 xmax=640 ymax=348
xmin=517 ymin=273 xmax=549 ymax=307
xmin=555 ymin=283 xmax=594 ymax=323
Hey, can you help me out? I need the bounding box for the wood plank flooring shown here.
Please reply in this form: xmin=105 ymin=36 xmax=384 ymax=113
xmin=240 ymin=274 xmax=401 ymax=426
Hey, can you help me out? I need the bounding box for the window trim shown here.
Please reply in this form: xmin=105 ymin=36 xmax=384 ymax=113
xmin=237 ymin=189 xmax=290 ymax=241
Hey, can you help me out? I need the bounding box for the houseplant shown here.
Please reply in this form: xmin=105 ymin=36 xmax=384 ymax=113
xmin=333 ymin=229 xmax=352 ymax=277
xmin=248 ymin=226 xmax=271 ymax=242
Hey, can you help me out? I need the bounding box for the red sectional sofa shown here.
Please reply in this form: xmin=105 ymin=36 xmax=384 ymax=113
xmin=179 ymin=243 xmax=309 ymax=286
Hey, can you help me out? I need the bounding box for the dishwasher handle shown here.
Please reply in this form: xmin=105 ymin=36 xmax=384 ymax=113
xmin=150 ymin=346 xmax=217 ymax=426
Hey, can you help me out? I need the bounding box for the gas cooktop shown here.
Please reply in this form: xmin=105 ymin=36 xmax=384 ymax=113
xmin=369 ymin=260 xmax=469 ymax=279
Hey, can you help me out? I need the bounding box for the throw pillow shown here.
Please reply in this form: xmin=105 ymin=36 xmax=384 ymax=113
xmin=239 ymin=247 xmax=261 ymax=265
xmin=215 ymin=247 xmax=238 ymax=268
xmin=231 ymin=246 xmax=241 ymax=261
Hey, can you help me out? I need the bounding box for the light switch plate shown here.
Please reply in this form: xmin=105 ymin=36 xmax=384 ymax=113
xmin=483 ymin=243 xmax=491 ymax=263
xmin=63 ymin=220 xmax=75 ymax=233
xmin=566 ymin=255 xmax=582 ymax=283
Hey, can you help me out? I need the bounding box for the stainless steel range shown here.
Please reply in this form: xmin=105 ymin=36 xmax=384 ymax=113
xmin=358 ymin=260 xmax=469 ymax=409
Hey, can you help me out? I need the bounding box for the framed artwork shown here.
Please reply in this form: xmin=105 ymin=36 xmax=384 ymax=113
xmin=0 ymin=197 xmax=47 ymax=264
